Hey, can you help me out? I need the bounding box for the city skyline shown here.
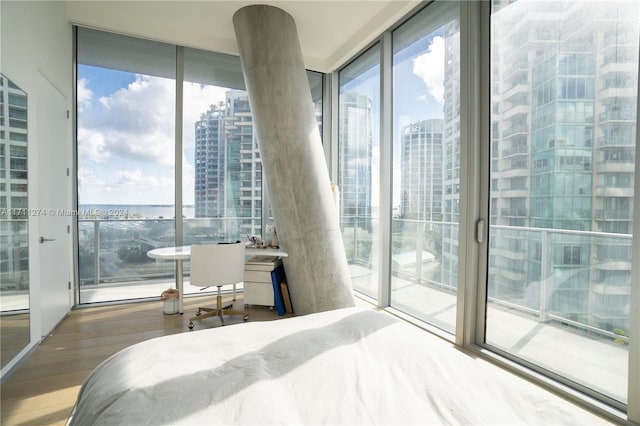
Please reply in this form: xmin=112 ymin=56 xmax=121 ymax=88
xmin=73 ymin=0 xmax=640 ymax=338
xmin=5 ymin=1 xmax=635 ymax=409
xmin=76 ymin=33 xmax=446 ymax=208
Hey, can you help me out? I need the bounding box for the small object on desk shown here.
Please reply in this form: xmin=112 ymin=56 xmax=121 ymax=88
xmin=247 ymin=235 xmax=261 ymax=246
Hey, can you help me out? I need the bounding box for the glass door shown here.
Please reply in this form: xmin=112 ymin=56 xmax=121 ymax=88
xmin=485 ymin=0 xmax=638 ymax=406
xmin=338 ymin=45 xmax=381 ymax=299
xmin=0 ymin=73 xmax=30 ymax=369
xmin=390 ymin=0 xmax=460 ymax=333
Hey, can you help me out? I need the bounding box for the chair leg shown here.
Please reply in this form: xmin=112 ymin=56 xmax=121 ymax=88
xmin=188 ymin=284 xmax=249 ymax=329
xmin=217 ymin=285 xmax=225 ymax=325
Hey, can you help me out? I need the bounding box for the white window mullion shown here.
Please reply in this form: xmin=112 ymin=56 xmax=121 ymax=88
xmin=379 ymin=31 xmax=393 ymax=308
xmin=456 ymin=0 xmax=489 ymax=347
xmin=174 ymin=46 xmax=184 ymax=247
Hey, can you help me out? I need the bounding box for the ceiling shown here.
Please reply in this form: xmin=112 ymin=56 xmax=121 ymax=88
xmin=65 ymin=1 xmax=422 ymax=73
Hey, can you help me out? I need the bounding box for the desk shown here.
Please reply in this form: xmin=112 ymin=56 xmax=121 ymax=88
xmin=147 ymin=245 xmax=288 ymax=314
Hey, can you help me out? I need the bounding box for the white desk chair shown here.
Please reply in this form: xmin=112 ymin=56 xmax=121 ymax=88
xmin=188 ymin=242 xmax=249 ymax=330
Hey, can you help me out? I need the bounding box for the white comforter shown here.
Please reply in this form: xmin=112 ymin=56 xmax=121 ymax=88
xmin=69 ymin=307 xmax=608 ymax=425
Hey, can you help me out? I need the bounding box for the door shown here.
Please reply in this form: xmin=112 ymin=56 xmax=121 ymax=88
xmin=35 ymin=72 xmax=72 ymax=336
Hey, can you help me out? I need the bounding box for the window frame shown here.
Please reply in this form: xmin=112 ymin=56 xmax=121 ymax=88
xmin=73 ymin=27 xmax=324 ymax=302
xmin=330 ymin=0 xmax=639 ymax=422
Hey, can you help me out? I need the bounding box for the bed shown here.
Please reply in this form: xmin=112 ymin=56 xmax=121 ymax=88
xmin=68 ymin=307 xmax=608 ymax=425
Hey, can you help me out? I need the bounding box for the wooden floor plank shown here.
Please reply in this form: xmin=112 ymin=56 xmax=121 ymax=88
xmin=1 ymin=295 xmax=286 ymax=426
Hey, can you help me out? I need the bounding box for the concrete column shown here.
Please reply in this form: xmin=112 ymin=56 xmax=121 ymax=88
xmin=233 ymin=5 xmax=354 ymax=315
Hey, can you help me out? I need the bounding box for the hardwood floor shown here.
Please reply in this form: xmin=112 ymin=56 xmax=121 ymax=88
xmin=0 ymin=295 xmax=287 ymax=426
xmin=1 ymin=314 xmax=30 ymax=372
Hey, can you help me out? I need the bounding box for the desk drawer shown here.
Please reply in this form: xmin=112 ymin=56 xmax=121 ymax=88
xmin=244 ymin=270 xmax=273 ymax=282
xmin=244 ymin=281 xmax=273 ymax=306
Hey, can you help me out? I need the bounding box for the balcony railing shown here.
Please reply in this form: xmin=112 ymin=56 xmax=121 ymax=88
xmin=78 ymin=217 xmax=261 ymax=286
xmin=501 ymin=144 xmax=528 ymax=157
xmin=342 ymin=216 xmax=632 ymax=344
xmin=78 ymin=215 xmax=632 ymax=345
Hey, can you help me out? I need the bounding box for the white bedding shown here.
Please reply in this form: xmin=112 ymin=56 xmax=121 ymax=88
xmin=69 ymin=307 xmax=608 ymax=425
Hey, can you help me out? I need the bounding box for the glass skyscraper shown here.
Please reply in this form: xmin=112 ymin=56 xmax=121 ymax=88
xmin=339 ymin=91 xmax=374 ymax=231
xmin=194 ymin=91 xmax=262 ymax=238
xmin=489 ymin=0 xmax=637 ymax=331
xmin=400 ymin=119 xmax=444 ymax=222
xmin=194 ymin=104 xmax=226 ymax=218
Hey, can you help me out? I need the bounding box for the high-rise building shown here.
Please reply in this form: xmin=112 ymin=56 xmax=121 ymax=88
xmin=194 ymin=82 xmax=321 ymax=241
xmin=488 ymin=0 xmax=637 ymax=330
xmin=400 ymin=119 xmax=444 ymax=222
xmin=223 ymin=91 xmax=262 ymax=237
xmin=338 ymin=92 xmax=373 ymax=230
xmin=441 ymin=17 xmax=462 ymax=289
xmin=394 ymin=1 xmax=636 ymax=332
xmin=194 ymin=91 xmax=262 ymax=237
xmin=194 ymin=104 xmax=226 ymax=218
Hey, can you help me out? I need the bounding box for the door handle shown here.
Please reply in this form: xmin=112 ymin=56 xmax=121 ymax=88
xmin=39 ymin=236 xmax=56 ymax=244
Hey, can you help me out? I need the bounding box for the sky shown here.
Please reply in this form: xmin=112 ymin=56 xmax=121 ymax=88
xmin=78 ymin=66 xmax=228 ymax=205
xmin=77 ymin=32 xmax=446 ymax=207
xmin=340 ymin=30 xmax=447 ymax=208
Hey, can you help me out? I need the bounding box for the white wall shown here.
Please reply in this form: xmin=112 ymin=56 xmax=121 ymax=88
xmin=1 ymin=0 xmax=73 ymax=375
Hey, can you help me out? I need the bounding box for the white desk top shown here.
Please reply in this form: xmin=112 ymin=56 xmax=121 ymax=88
xmin=147 ymin=245 xmax=288 ymax=260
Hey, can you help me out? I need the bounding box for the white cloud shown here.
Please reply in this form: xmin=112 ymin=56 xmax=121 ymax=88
xmin=77 ymin=167 xmax=110 ymax=204
xmin=80 ymin=168 xmax=174 ymax=204
xmin=111 ymin=168 xmax=174 ymax=204
xmin=79 ymin=166 xmax=175 ymax=205
xmin=82 ymin=75 xmax=176 ymax=165
xmin=183 ymin=83 xmax=227 ymax=146
xmin=78 ymin=74 xmax=230 ymax=204
xmin=77 ymin=78 xmax=93 ymax=113
xmin=77 ymin=167 xmax=104 ymax=189
xmin=80 ymin=77 xmax=230 ymax=167
xmin=113 ymin=168 xmax=162 ymax=187
xmin=77 ymin=127 xmax=110 ymax=163
xmin=412 ymin=36 xmax=445 ymax=104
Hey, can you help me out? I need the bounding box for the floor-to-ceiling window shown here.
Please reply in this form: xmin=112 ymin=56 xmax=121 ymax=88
xmin=76 ymin=28 xmax=176 ymax=304
xmin=73 ymin=2 xmax=639 ymax=418
xmin=390 ymin=0 xmax=460 ymax=333
xmin=485 ymin=0 xmax=638 ymax=408
xmin=180 ymin=48 xmax=249 ymax=295
xmin=338 ymin=45 xmax=380 ymax=299
xmin=76 ymin=28 xmax=323 ymax=304
xmin=182 ymin=47 xmax=323 ymax=255
xmin=0 ymin=74 xmax=30 ymax=368
xmin=336 ymin=0 xmax=638 ymax=419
